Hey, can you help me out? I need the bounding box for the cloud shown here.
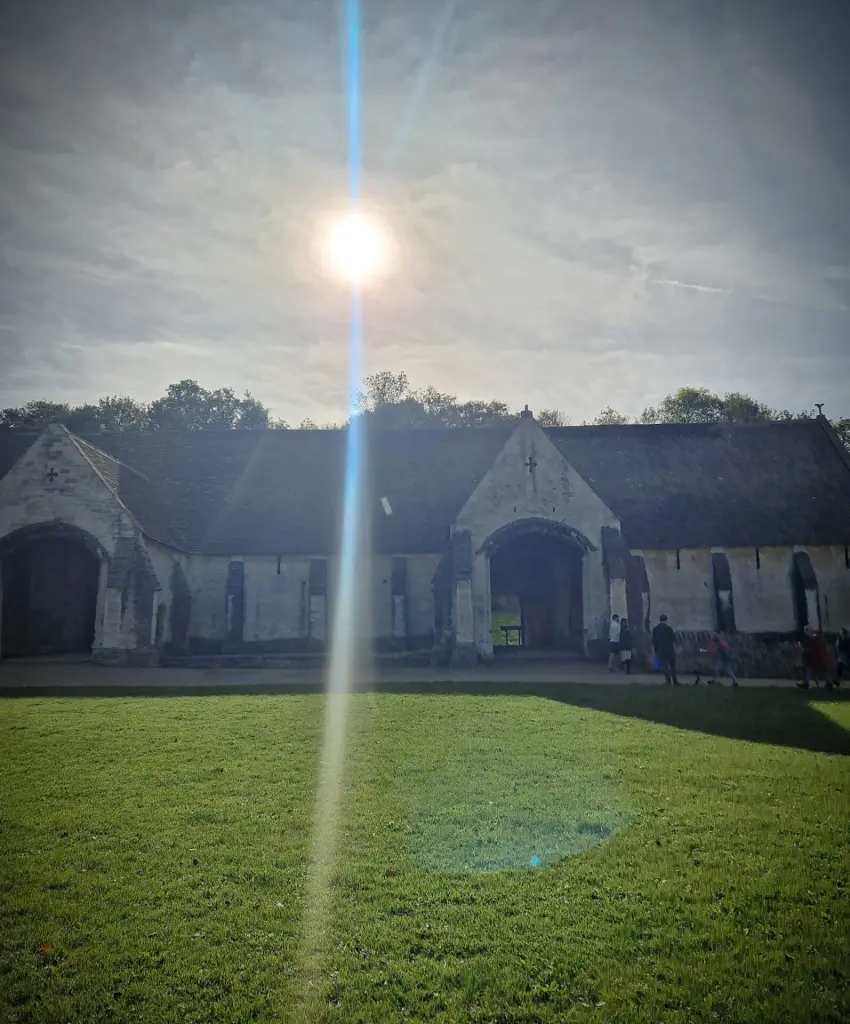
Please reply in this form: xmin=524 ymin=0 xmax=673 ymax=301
xmin=1 ymin=0 xmax=848 ymax=424
xmin=650 ymin=279 xmax=731 ymax=295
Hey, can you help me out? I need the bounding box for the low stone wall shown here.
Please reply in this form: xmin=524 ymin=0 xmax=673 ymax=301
xmin=674 ymin=632 xmax=797 ymax=679
xmin=659 ymin=631 xmax=824 ymax=679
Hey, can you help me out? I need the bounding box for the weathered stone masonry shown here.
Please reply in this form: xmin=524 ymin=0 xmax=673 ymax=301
xmin=1 ymin=415 xmax=849 ymax=675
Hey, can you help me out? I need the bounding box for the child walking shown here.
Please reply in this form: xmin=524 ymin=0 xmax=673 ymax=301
xmin=708 ymin=632 xmax=738 ymax=687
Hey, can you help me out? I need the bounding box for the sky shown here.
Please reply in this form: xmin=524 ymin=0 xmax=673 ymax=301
xmin=1 ymin=0 xmax=848 ymax=425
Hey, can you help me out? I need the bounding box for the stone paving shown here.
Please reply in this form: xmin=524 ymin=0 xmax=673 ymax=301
xmin=0 ymin=656 xmax=810 ymax=696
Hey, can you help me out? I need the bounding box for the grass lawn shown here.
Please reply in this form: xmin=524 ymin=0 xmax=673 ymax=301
xmin=1 ymin=686 xmax=849 ymax=1023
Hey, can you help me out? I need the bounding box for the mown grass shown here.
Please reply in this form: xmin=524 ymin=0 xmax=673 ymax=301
xmin=1 ymin=688 xmax=848 ymax=1023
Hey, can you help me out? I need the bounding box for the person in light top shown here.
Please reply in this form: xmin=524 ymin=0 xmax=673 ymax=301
xmin=607 ymin=614 xmax=621 ymax=673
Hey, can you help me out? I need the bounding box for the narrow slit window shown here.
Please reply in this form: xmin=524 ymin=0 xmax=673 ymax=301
xmin=755 ymin=549 xmax=761 ymax=570
xmin=676 ymin=550 xmax=681 ymax=571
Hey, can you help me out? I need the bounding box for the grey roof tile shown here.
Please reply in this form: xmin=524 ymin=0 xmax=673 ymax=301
xmin=2 ymin=420 xmax=849 ymax=553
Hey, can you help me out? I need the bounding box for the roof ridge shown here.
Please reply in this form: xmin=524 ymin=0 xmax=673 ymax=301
xmin=546 ymin=419 xmax=819 ymax=433
xmin=73 ymin=433 xmax=151 ymax=482
xmin=80 ymin=424 xmax=517 ymax=438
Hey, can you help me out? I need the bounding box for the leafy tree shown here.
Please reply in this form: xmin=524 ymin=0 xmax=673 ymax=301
xmin=536 ymin=408 xmax=571 ymax=427
xmin=1 ymin=373 xmax=844 ymax=449
xmin=64 ymin=396 xmax=151 ymax=433
xmin=639 ymin=387 xmax=796 ymax=426
xmin=353 ymin=370 xmax=535 ymax=430
xmin=721 ymin=392 xmax=777 ymax=423
xmin=645 ymin=387 xmax=727 ymax=424
xmin=448 ymin=399 xmax=514 ymax=429
xmin=95 ymin=396 xmax=150 ymax=431
xmin=356 ymin=371 xmax=411 ymax=413
xmin=147 ymin=380 xmax=274 ymax=430
xmin=592 ymin=406 xmax=630 ymax=426
xmin=1 ymin=401 xmax=73 ymax=429
xmin=832 ymin=417 xmax=850 ymax=451
xmin=297 ymin=417 xmax=336 ymax=430
xmin=0 ymin=383 xmax=275 ymax=431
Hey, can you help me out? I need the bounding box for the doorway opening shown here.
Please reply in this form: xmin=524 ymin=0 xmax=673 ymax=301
xmin=488 ymin=524 xmax=584 ymax=652
xmin=1 ymin=525 xmax=101 ymax=658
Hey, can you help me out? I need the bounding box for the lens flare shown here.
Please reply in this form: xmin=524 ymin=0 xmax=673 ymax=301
xmin=297 ymin=0 xmax=369 ymax=1015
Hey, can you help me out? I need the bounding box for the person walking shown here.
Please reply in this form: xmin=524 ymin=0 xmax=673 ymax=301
xmin=797 ymin=625 xmax=830 ymax=689
xmin=652 ymin=613 xmax=679 ymax=686
xmin=608 ymin=614 xmax=621 ymax=673
xmin=708 ymin=631 xmax=738 ymax=687
xmin=618 ymin=618 xmax=634 ymax=675
xmin=833 ymin=627 xmax=849 ymax=687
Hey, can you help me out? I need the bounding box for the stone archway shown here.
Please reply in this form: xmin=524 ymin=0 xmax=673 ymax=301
xmin=482 ymin=519 xmax=593 ymax=653
xmin=0 ymin=523 xmax=105 ymax=658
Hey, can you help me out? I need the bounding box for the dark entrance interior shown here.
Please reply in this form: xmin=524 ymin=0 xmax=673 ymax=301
xmin=1 ymin=528 xmax=100 ymax=658
xmin=489 ymin=529 xmax=583 ymax=651
xmin=791 ymin=551 xmax=819 ymax=633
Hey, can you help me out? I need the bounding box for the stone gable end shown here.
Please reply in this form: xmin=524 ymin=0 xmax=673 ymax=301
xmin=454 ymin=416 xmax=620 ymax=550
xmin=0 ymin=426 xmax=135 ymax=555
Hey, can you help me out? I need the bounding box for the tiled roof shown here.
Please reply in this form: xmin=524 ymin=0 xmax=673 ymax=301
xmin=2 ymin=419 xmax=849 ymax=553
xmin=84 ymin=426 xmax=512 ymax=553
xmin=548 ymin=419 xmax=850 ymax=548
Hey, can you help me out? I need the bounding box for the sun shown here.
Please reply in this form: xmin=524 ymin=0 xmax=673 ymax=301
xmin=321 ymin=210 xmax=392 ymax=287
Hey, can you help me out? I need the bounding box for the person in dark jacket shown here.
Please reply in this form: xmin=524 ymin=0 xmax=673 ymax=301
xmin=618 ymin=618 xmax=634 ymax=675
xmin=652 ymin=614 xmax=679 ymax=685
xmin=834 ymin=627 xmax=849 ymax=686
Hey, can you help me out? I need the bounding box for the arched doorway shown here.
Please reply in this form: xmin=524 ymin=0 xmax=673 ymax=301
xmin=485 ymin=520 xmax=588 ymax=653
xmin=1 ymin=524 xmax=102 ymax=658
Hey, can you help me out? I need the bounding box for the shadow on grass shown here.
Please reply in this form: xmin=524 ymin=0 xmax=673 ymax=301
xmin=535 ymin=682 xmax=850 ymax=756
xmin=1 ymin=674 xmax=848 ymax=756
xmin=371 ymin=681 xmax=850 ymax=756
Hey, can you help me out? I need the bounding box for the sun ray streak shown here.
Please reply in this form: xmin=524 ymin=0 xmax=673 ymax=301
xmin=297 ymin=0 xmax=366 ymax=1015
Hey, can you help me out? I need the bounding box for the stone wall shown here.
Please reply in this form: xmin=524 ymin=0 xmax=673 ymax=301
xmin=809 ymin=545 xmax=850 ymax=631
xmin=726 ymin=547 xmax=796 ymax=632
xmin=185 ymin=557 xmax=230 ymax=645
xmin=453 ymin=416 xmax=619 ymax=657
xmin=373 ymin=553 xmax=440 ymax=647
xmin=640 ymin=548 xmax=714 ymax=631
xmin=639 ymin=544 xmax=850 ymax=638
xmin=182 ymin=551 xmax=439 ymax=652
xmin=142 ymin=539 xmax=188 ymax=649
xmin=242 ymin=555 xmax=313 ymax=643
xmin=0 ymin=427 xmax=154 ymax=657
xmin=0 ymin=427 xmax=132 ymax=567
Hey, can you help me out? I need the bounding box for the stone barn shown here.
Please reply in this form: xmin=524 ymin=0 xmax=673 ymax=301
xmin=1 ymin=411 xmax=849 ymax=675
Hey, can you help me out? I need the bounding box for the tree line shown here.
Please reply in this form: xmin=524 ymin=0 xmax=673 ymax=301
xmin=1 ymin=372 xmax=847 ymax=448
